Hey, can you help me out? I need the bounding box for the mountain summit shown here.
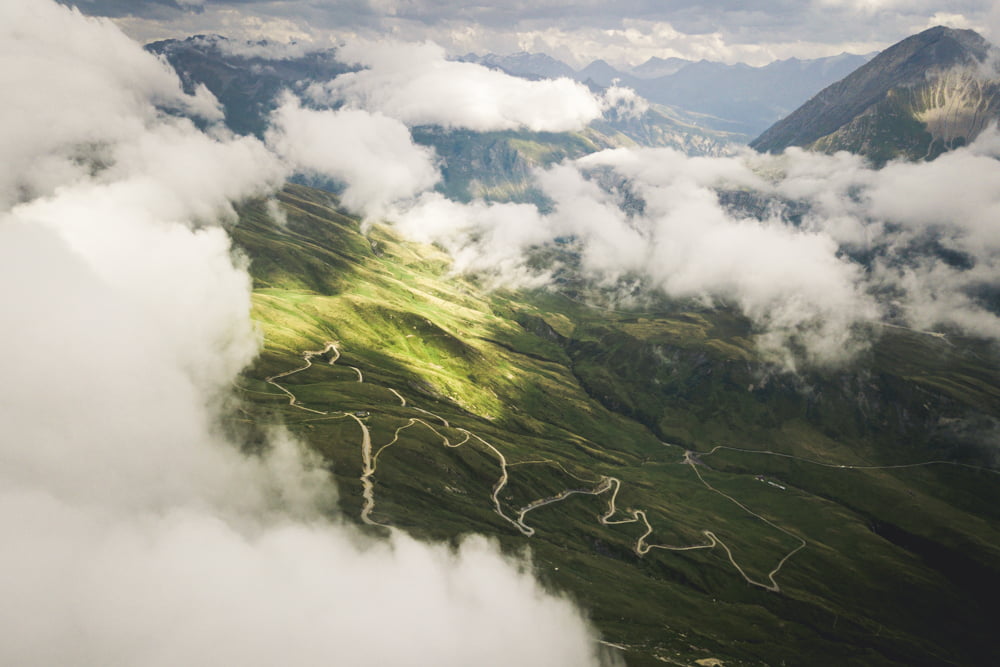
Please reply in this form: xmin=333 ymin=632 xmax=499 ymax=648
xmin=751 ymin=26 xmax=999 ymax=162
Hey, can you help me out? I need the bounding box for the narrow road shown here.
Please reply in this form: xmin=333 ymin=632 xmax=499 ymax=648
xmin=387 ymin=388 xmax=407 ymax=406
xmin=516 ymin=477 xmax=614 ymax=528
xmin=263 ymin=342 xmax=814 ymax=591
xmin=700 ymin=445 xmax=1000 ymax=476
xmin=264 ymin=342 xmax=339 ymax=415
xmin=687 ymin=464 xmax=806 ymax=593
xmin=597 ymin=471 xmax=805 ymax=592
xmin=354 ymin=412 xmax=384 ymax=527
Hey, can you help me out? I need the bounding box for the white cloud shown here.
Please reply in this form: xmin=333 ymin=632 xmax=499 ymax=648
xmin=866 ymin=141 xmax=1000 ymax=254
xmin=80 ymin=0 xmax=997 ymax=71
xmin=308 ymin=40 xmax=605 ymax=131
xmin=552 ymin=148 xmax=880 ymax=366
xmin=1 ymin=3 xmax=613 ymax=666
xmin=0 ymin=0 xmax=222 ymax=207
xmin=383 ymin=133 xmax=1000 ymax=367
xmin=394 ymin=192 xmax=554 ymax=287
xmin=266 ymin=94 xmax=441 ymax=218
xmin=601 ymin=85 xmax=650 ymax=119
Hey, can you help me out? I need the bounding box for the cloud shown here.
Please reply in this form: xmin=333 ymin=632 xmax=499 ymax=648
xmin=393 ymin=192 xmax=553 ymax=287
xmin=601 ymin=85 xmax=650 ymax=119
xmin=1 ymin=3 xmax=614 ymax=665
xmin=379 ymin=130 xmax=1000 ymax=368
xmin=579 ymin=150 xmax=877 ymax=365
xmin=307 ymin=40 xmax=605 ymax=131
xmin=382 ymin=146 xmax=879 ymax=367
xmin=0 ymin=0 xmax=222 ymax=207
xmin=266 ymin=94 xmax=440 ymax=218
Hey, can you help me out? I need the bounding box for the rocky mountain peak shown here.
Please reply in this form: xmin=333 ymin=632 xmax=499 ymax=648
xmin=751 ymin=26 xmax=996 ymax=161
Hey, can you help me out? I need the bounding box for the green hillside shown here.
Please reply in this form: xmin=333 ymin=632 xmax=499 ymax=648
xmin=231 ymin=184 xmax=1000 ymax=666
xmin=752 ymin=27 xmax=999 ymax=165
xmin=412 ymin=105 xmax=740 ymax=206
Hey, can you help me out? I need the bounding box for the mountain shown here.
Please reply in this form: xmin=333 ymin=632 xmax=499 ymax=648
xmin=457 ymin=51 xmax=577 ymax=80
xmin=576 ymin=58 xmax=625 ymax=87
xmin=458 ymin=50 xmax=871 ymax=136
xmin=629 ymin=54 xmax=872 ymax=135
xmin=630 ymin=56 xmax=692 ymax=79
xmin=751 ymin=26 xmax=1000 ymax=163
xmin=152 ymin=36 xmax=868 ymax=156
xmin=232 ymin=182 xmax=1000 ymax=667
xmin=148 ymin=36 xmax=740 ymax=205
xmin=147 ymin=34 xmax=354 ymax=136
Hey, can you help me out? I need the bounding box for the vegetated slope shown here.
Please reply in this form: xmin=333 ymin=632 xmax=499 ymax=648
xmin=232 ymin=184 xmax=1000 ymax=667
xmin=752 ymin=26 xmax=1000 ymax=164
xmin=413 ymin=113 xmax=736 ymax=205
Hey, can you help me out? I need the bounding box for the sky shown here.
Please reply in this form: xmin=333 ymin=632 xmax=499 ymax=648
xmin=65 ymin=0 xmax=1000 ymax=66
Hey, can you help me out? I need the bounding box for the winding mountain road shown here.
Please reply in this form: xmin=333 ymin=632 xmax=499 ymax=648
xmin=264 ymin=342 xmax=806 ymax=590
xmin=700 ymin=444 xmax=1000 ymax=476
xmin=260 ymin=341 xmax=996 ymax=595
xmin=267 ymin=343 xmax=527 ymax=533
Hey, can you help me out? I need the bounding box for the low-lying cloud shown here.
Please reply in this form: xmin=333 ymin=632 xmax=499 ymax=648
xmin=389 ymin=149 xmax=881 ymax=367
xmin=2 ymin=3 xmax=614 ymax=665
xmin=307 ymin=39 xmax=606 ymax=132
xmin=264 ymin=36 xmax=1000 ymax=368
xmin=267 ymin=93 xmax=440 ymax=218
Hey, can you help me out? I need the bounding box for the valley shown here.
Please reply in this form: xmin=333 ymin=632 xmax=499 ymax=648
xmin=231 ymin=184 xmax=1000 ymax=666
xmin=12 ymin=4 xmax=1000 ymax=667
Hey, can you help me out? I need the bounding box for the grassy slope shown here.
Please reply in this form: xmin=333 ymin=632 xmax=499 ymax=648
xmin=231 ymin=184 xmax=1000 ymax=666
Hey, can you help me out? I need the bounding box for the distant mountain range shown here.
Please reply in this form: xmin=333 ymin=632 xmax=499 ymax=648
xmin=149 ymin=35 xmax=353 ymax=137
xmin=460 ymin=51 xmax=872 ymax=136
xmin=151 ymin=34 xmax=875 ymax=152
xmin=148 ymin=35 xmax=744 ymax=204
xmin=752 ymin=26 xmax=1000 ymax=164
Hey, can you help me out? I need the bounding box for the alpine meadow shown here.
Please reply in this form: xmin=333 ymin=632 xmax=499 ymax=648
xmin=4 ymin=1 xmax=1000 ymax=666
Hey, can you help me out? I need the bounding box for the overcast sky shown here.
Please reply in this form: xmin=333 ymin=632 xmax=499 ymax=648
xmin=65 ymin=0 xmax=1000 ymax=66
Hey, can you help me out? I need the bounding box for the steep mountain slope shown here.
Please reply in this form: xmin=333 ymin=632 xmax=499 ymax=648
xmin=231 ymin=183 xmax=1000 ymax=667
xmin=629 ymin=55 xmax=872 ymax=136
xmin=752 ymin=26 xmax=1000 ymax=163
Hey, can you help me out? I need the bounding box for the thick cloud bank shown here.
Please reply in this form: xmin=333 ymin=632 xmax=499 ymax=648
xmin=308 ymin=40 xmax=606 ymax=132
xmin=0 ymin=3 xmax=612 ymax=666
